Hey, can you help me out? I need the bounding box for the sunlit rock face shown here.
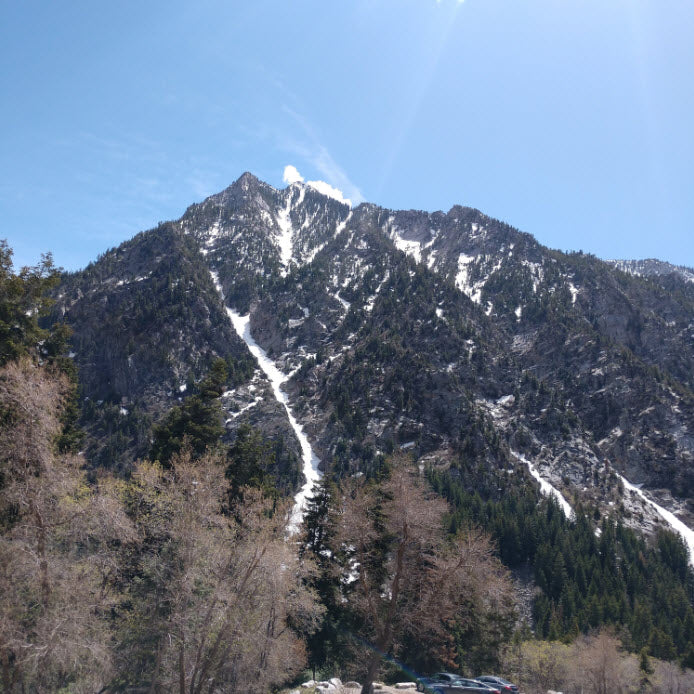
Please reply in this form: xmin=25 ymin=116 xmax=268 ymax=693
xmin=52 ymin=172 xmax=694 ymax=544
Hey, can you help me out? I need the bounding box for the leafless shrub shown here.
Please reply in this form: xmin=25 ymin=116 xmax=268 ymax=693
xmin=114 ymin=450 xmax=323 ymax=693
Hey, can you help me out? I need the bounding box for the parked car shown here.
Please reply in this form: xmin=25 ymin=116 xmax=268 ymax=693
xmin=416 ymin=674 xmax=500 ymax=694
xmin=416 ymin=676 xmax=461 ymax=694
xmin=474 ymin=675 xmax=518 ymax=693
xmin=456 ymin=678 xmax=501 ymax=693
xmin=431 ymin=673 xmax=466 ymax=686
xmin=469 ymin=680 xmax=502 ymax=694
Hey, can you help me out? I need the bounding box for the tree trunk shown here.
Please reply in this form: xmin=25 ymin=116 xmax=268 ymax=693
xmin=179 ymin=640 xmax=186 ymax=694
xmin=148 ymin=641 xmax=162 ymax=694
xmin=34 ymin=506 xmax=50 ymax=607
xmin=1 ymin=650 xmax=13 ymax=694
xmin=361 ymin=653 xmax=382 ymax=694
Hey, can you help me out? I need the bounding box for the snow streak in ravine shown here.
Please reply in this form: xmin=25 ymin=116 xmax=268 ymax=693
xmin=511 ymin=450 xmax=574 ymax=520
xmin=618 ymin=474 xmax=694 ymax=567
xmin=210 ymin=272 xmax=321 ymax=533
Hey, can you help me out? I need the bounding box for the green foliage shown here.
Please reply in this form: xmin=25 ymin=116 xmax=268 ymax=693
xmin=43 ymin=321 xmax=85 ymax=453
xmin=149 ymin=359 xmax=228 ymax=465
xmin=639 ymin=647 xmax=654 ymax=676
xmin=297 ymin=480 xmax=346 ymax=676
xmin=226 ymin=422 xmax=279 ymax=501
xmin=0 ymin=241 xmax=85 ymax=453
xmin=81 ymin=401 xmax=152 ymax=472
xmin=0 ymin=239 xmax=59 ymax=365
xmin=429 ymin=465 xmax=694 ymax=661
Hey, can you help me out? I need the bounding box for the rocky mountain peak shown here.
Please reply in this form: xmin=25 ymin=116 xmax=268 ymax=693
xmin=50 ymin=172 xmax=694 ymax=558
xmin=35 ymin=172 xmax=694 ymax=673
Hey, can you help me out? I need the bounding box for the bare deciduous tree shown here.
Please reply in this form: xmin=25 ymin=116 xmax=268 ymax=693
xmin=0 ymin=359 xmax=133 ymax=693
xmin=651 ymin=659 xmax=694 ymax=694
xmin=332 ymin=461 xmax=514 ymax=694
xmin=509 ymin=629 xmax=646 ymax=694
xmin=0 ymin=359 xmax=322 ymax=693
xmin=510 ymin=639 xmax=572 ymax=694
xmin=570 ymin=629 xmax=640 ymax=694
xmin=114 ymin=450 xmax=322 ymax=693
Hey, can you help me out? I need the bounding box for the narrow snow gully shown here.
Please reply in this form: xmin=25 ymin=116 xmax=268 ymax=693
xmin=275 ymin=194 xmax=294 ymax=275
xmin=275 ymin=183 xmax=306 ymax=275
xmin=618 ymin=474 xmax=694 ymax=567
xmin=511 ymin=451 xmax=574 ymax=520
xmin=210 ymin=272 xmax=321 ymax=534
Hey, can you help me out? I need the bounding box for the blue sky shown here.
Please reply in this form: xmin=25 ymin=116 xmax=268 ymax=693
xmin=2 ymin=0 xmax=693 ymax=270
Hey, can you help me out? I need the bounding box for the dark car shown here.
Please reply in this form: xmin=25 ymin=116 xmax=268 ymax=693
xmin=431 ymin=673 xmax=466 ymax=686
xmin=416 ymin=676 xmax=461 ymax=694
xmin=416 ymin=674 xmax=499 ymax=694
xmin=417 ymin=673 xmax=470 ymax=692
xmin=456 ymin=679 xmax=501 ymax=693
xmin=474 ymin=675 xmax=518 ymax=693
xmin=469 ymin=680 xmax=502 ymax=694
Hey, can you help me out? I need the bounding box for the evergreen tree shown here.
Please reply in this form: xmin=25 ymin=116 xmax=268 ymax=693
xmin=428 ymin=465 xmax=694 ymax=660
xmin=150 ymin=359 xmax=228 ymax=464
xmin=43 ymin=320 xmax=84 ymax=453
xmin=0 ymin=241 xmax=84 ymax=453
xmin=298 ymin=480 xmax=344 ymax=679
xmin=225 ymin=423 xmax=278 ymax=502
xmin=0 ymin=240 xmax=59 ymax=365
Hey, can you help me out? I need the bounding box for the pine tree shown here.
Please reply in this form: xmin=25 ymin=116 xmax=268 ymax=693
xmin=639 ymin=646 xmax=654 ymax=689
xmin=225 ymin=423 xmax=277 ymax=502
xmin=0 ymin=240 xmax=59 ymax=365
xmin=299 ymin=480 xmax=343 ymax=678
xmin=149 ymin=359 xmax=228 ymax=464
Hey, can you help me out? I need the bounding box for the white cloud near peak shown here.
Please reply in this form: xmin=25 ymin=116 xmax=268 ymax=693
xmin=282 ymin=164 xmax=352 ymax=207
xmin=279 ymin=105 xmax=364 ymax=206
xmin=283 ymin=164 xmax=304 ymax=184
xmin=306 ymin=179 xmax=351 ymax=207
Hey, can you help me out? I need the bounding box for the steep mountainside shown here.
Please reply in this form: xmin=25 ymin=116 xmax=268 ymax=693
xmin=51 ymin=173 xmax=694 ymax=543
xmin=607 ymin=258 xmax=694 ymax=284
xmin=50 ymin=221 xmax=302 ymax=482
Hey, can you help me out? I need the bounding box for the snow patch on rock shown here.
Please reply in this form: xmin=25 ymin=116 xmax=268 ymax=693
xmin=511 ymin=450 xmax=574 ymax=519
xmin=618 ymin=474 xmax=694 ymax=566
xmin=210 ymin=271 xmax=322 ymax=533
xmin=275 ymin=195 xmax=294 ymax=275
xmin=392 ymin=234 xmax=422 ymax=263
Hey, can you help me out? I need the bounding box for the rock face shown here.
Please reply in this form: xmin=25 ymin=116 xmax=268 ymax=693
xmin=52 ymin=172 xmax=694 ymax=541
xmin=606 ymin=258 xmax=694 ymax=284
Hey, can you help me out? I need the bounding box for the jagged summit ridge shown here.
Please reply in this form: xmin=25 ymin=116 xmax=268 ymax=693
xmin=180 ymin=173 xmax=352 ymax=279
xmin=51 ymin=172 xmax=694 ymax=554
xmin=607 ymin=258 xmax=694 ymax=283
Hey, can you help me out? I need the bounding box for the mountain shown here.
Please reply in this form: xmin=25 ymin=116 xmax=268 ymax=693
xmin=50 ymin=173 xmax=694 ymax=546
xmin=607 ymin=258 xmax=694 ymax=284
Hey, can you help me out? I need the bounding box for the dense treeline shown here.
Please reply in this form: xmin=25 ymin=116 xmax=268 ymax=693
xmin=429 ymin=464 xmax=694 ymax=665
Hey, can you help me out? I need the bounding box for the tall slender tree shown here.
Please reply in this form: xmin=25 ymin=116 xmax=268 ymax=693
xmin=329 ymin=459 xmax=514 ymax=694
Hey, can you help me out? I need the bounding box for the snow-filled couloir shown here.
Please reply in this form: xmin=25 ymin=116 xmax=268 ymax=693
xmin=210 ymin=271 xmax=322 ymax=533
